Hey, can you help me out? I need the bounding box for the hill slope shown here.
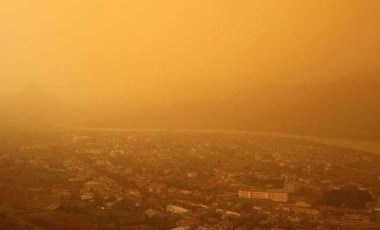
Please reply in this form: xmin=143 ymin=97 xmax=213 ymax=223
xmin=88 ymin=79 xmax=380 ymax=140
xmin=0 ymin=85 xmax=76 ymax=128
xmin=2 ymin=80 xmax=380 ymax=140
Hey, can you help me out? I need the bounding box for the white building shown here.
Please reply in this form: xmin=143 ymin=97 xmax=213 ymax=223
xmin=167 ymin=204 xmax=190 ymax=214
xmin=268 ymin=192 xmax=288 ymax=202
xmin=238 ymin=190 xmax=288 ymax=203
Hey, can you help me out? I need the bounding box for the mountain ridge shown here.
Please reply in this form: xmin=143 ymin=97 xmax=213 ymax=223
xmin=2 ymin=79 xmax=380 ymax=140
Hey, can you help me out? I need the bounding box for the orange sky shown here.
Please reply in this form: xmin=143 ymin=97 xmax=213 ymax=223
xmin=1 ymin=0 xmax=379 ymax=106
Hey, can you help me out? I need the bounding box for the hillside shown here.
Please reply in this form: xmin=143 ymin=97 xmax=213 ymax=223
xmin=2 ymin=80 xmax=380 ymax=140
xmin=84 ymin=79 xmax=380 ymax=140
xmin=0 ymin=85 xmax=76 ymax=128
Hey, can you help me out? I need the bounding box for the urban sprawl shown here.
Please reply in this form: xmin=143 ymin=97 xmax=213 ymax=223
xmin=0 ymin=129 xmax=380 ymax=230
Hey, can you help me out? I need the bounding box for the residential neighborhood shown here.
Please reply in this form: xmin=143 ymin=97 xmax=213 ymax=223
xmin=1 ymin=128 xmax=380 ymax=229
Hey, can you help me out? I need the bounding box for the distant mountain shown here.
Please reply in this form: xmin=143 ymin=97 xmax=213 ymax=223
xmin=221 ymin=79 xmax=380 ymax=140
xmin=4 ymin=80 xmax=380 ymax=140
xmin=0 ymin=84 xmax=77 ymax=128
xmin=86 ymin=79 xmax=380 ymax=140
xmin=231 ymin=79 xmax=380 ymax=140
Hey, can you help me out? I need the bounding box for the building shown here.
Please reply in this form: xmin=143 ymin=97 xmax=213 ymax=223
xmin=170 ymin=227 xmax=190 ymax=230
xmin=217 ymin=209 xmax=241 ymax=218
xmin=292 ymin=207 xmax=321 ymax=220
xmin=146 ymin=182 xmax=167 ymax=193
xmin=80 ymin=192 xmax=94 ymax=200
xmin=126 ymin=188 xmax=141 ymax=197
xmin=268 ymin=192 xmax=288 ymax=203
xmin=51 ymin=187 xmax=71 ymax=198
xmin=239 ymin=190 xmax=288 ymax=203
xmin=187 ymin=172 xmax=198 ymax=178
xmin=285 ymin=181 xmax=299 ymax=193
xmin=84 ymin=181 xmax=103 ymax=192
xmin=144 ymin=209 xmax=159 ymax=218
xmin=251 ymin=191 xmax=270 ymax=200
xmin=374 ymin=208 xmax=380 ymax=221
xmin=238 ymin=190 xmax=252 ymax=199
xmin=342 ymin=214 xmax=370 ymax=223
xmin=167 ymin=204 xmax=190 ymax=214
xmin=295 ymin=201 xmax=312 ymax=208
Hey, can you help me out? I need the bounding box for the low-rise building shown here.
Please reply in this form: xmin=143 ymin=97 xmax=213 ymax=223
xmin=342 ymin=214 xmax=370 ymax=223
xmin=295 ymin=201 xmax=312 ymax=208
xmin=147 ymin=182 xmax=167 ymax=193
xmin=126 ymin=188 xmax=142 ymax=197
xmin=238 ymin=190 xmax=252 ymax=199
xmin=167 ymin=204 xmax=190 ymax=214
xmin=268 ymin=192 xmax=288 ymax=203
xmin=292 ymin=207 xmax=321 ymax=220
xmin=239 ymin=190 xmax=288 ymax=203
xmin=251 ymin=191 xmax=269 ymax=200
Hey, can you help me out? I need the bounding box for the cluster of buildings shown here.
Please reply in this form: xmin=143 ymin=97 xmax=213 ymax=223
xmin=1 ymin=129 xmax=380 ymax=229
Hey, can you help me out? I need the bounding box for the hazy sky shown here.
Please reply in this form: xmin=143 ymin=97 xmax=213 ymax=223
xmin=1 ymin=0 xmax=379 ymax=106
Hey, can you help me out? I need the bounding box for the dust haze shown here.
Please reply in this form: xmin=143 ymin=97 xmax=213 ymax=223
xmin=1 ymin=0 xmax=380 ymax=139
xmin=3 ymin=1 xmax=380 ymax=230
